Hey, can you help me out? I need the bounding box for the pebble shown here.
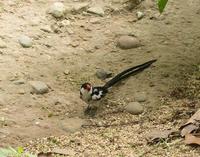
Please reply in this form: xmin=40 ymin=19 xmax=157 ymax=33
xmin=90 ymin=18 xmax=101 ymax=24
xmin=136 ymin=11 xmax=144 ymax=20
xmin=134 ymin=92 xmax=147 ymax=102
xmin=29 ymin=81 xmax=49 ymax=94
xmin=40 ymin=25 xmax=52 ymax=33
xmin=71 ymin=41 xmax=79 ymax=47
xmin=59 ymin=19 xmax=71 ymax=27
xmin=13 ymin=79 xmax=25 ymax=85
xmin=19 ymin=35 xmax=32 ymax=48
xmin=72 ymin=2 xmax=89 ymax=13
xmin=125 ymin=102 xmax=144 ymax=115
xmin=96 ymin=69 xmax=112 ymax=80
xmin=0 ymin=39 xmax=7 ymax=48
xmin=117 ymin=35 xmax=141 ymax=49
xmin=18 ymin=89 xmax=25 ymax=95
xmin=63 ymin=69 xmax=70 ymax=75
xmin=87 ymin=6 xmax=104 ymax=16
xmin=60 ymin=118 xmax=86 ymax=133
xmin=49 ymin=2 xmax=66 ymax=18
xmin=66 ymin=28 xmax=74 ymax=34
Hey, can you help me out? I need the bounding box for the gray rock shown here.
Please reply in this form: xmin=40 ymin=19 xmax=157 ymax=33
xmin=87 ymin=6 xmax=104 ymax=16
xmin=125 ymin=102 xmax=144 ymax=115
xmin=60 ymin=118 xmax=86 ymax=133
xmin=19 ymin=35 xmax=32 ymax=48
xmin=117 ymin=36 xmax=141 ymax=49
xmin=49 ymin=2 xmax=66 ymax=18
xmin=0 ymin=39 xmax=7 ymax=48
xmin=134 ymin=92 xmax=147 ymax=102
xmin=29 ymin=81 xmax=49 ymax=94
xmin=13 ymin=79 xmax=25 ymax=85
xmin=136 ymin=11 xmax=144 ymax=20
xmin=96 ymin=69 xmax=112 ymax=80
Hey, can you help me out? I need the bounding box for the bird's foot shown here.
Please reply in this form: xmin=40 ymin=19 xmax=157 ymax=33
xmin=84 ymin=105 xmax=98 ymax=117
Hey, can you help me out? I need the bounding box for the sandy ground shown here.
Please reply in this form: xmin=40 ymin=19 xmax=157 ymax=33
xmin=0 ymin=0 xmax=200 ymax=156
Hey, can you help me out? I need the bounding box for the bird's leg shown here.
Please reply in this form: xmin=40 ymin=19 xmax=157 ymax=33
xmin=84 ymin=103 xmax=98 ymax=117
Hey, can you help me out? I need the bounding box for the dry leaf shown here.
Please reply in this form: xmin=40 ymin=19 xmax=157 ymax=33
xmin=180 ymin=109 xmax=200 ymax=137
xmin=185 ymin=134 xmax=200 ymax=145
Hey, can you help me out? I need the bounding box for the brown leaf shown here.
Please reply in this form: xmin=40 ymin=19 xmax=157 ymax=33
xmin=185 ymin=134 xmax=200 ymax=145
xmin=146 ymin=129 xmax=176 ymax=143
xmin=180 ymin=109 xmax=200 ymax=137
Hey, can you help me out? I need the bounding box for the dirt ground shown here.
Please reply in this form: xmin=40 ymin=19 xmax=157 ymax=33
xmin=0 ymin=0 xmax=200 ymax=156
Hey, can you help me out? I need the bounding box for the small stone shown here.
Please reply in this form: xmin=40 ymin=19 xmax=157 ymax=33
xmin=90 ymin=18 xmax=101 ymax=24
xmin=0 ymin=39 xmax=7 ymax=48
xmin=66 ymin=28 xmax=74 ymax=34
xmin=40 ymin=25 xmax=52 ymax=33
xmin=49 ymin=2 xmax=66 ymax=18
xmin=18 ymin=89 xmax=25 ymax=95
xmin=71 ymin=41 xmax=79 ymax=47
xmin=29 ymin=81 xmax=49 ymax=94
xmin=125 ymin=102 xmax=144 ymax=115
xmin=60 ymin=19 xmax=71 ymax=26
xmin=19 ymin=35 xmax=32 ymax=48
xmin=72 ymin=2 xmax=89 ymax=13
xmin=136 ymin=11 xmax=144 ymax=20
xmin=63 ymin=69 xmax=70 ymax=75
xmin=35 ymin=121 xmax=40 ymax=125
xmin=60 ymin=118 xmax=86 ymax=133
xmin=13 ymin=79 xmax=25 ymax=85
xmin=134 ymin=92 xmax=147 ymax=102
xmin=117 ymin=35 xmax=141 ymax=49
xmin=97 ymin=121 xmax=103 ymax=127
xmin=51 ymin=24 xmax=60 ymax=33
xmin=87 ymin=6 xmax=104 ymax=16
xmin=96 ymin=69 xmax=112 ymax=80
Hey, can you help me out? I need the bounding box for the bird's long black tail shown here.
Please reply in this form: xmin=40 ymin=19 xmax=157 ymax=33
xmin=103 ymin=59 xmax=157 ymax=89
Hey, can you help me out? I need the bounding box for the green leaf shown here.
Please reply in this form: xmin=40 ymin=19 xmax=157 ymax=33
xmin=157 ymin=0 xmax=168 ymax=13
xmin=17 ymin=147 xmax=24 ymax=154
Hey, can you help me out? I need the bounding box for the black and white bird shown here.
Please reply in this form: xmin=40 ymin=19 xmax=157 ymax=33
xmin=80 ymin=59 xmax=157 ymax=115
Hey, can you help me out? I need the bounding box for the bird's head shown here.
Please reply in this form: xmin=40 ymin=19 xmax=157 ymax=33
xmin=80 ymin=83 xmax=93 ymax=101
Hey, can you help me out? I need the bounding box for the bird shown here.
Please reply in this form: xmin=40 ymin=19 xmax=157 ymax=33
xmin=80 ymin=59 xmax=157 ymax=116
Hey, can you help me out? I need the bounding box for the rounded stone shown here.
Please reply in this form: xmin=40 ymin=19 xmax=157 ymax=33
xmin=96 ymin=69 xmax=112 ymax=80
xmin=49 ymin=2 xmax=66 ymax=18
xmin=134 ymin=92 xmax=147 ymax=102
xmin=29 ymin=81 xmax=49 ymax=94
xmin=125 ymin=102 xmax=144 ymax=115
xmin=19 ymin=35 xmax=32 ymax=48
xmin=117 ymin=36 xmax=141 ymax=49
xmin=136 ymin=11 xmax=144 ymax=20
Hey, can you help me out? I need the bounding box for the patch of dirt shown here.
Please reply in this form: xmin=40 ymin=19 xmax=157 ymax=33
xmin=0 ymin=0 xmax=200 ymax=156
